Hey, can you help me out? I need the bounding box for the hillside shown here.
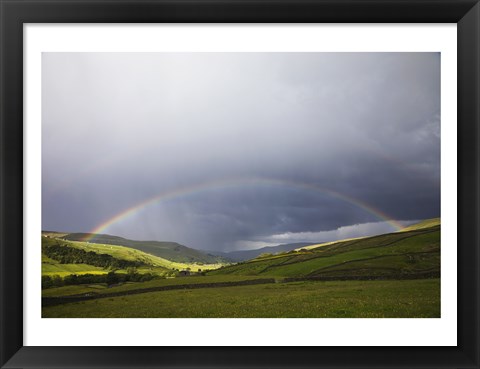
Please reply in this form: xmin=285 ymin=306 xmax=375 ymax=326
xmin=295 ymin=236 xmax=367 ymax=252
xmin=42 ymin=231 xmax=70 ymax=238
xmin=42 ymin=236 xmax=224 ymax=276
xmin=291 ymin=218 xmax=441 ymax=252
xmin=208 ymin=221 xmax=440 ymax=279
xmin=53 ymin=232 xmax=227 ymax=264
xmin=400 ymin=218 xmax=440 ymax=232
xmin=208 ymin=242 xmax=320 ymax=262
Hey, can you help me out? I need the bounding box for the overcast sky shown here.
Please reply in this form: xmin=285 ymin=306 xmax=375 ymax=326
xmin=42 ymin=52 xmax=440 ymax=251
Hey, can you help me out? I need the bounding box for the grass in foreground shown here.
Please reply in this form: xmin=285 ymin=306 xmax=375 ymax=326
xmin=42 ymin=278 xmax=440 ymax=318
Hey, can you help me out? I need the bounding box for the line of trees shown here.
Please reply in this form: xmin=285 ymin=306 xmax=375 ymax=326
xmin=42 ymin=270 xmax=157 ymax=289
xmin=43 ymin=244 xmax=144 ymax=269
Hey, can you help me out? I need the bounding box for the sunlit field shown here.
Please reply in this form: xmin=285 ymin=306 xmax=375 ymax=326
xmin=42 ymin=278 xmax=440 ymax=318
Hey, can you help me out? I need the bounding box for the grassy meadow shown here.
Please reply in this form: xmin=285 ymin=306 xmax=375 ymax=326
xmin=41 ymin=219 xmax=441 ymax=318
xmin=42 ymin=278 xmax=440 ymax=318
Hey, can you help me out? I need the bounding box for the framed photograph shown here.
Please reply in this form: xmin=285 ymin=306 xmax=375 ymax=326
xmin=1 ymin=0 xmax=479 ymax=368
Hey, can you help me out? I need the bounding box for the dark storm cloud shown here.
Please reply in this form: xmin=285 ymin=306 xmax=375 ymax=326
xmin=42 ymin=52 xmax=440 ymax=251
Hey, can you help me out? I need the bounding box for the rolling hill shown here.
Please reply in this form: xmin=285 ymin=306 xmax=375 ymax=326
xmin=52 ymin=232 xmax=228 ymax=264
xmin=208 ymin=219 xmax=440 ymax=279
xmin=41 ymin=236 xmax=225 ymax=276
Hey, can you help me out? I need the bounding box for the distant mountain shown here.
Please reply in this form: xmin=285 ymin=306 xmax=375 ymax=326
xmin=58 ymin=233 xmax=228 ymax=264
xmin=207 ymin=242 xmax=320 ymax=262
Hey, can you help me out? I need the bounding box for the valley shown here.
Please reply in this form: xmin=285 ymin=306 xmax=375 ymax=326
xmin=41 ymin=218 xmax=440 ymax=318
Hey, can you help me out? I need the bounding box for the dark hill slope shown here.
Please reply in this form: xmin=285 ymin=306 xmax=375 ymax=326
xmin=208 ymin=223 xmax=440 ymax=279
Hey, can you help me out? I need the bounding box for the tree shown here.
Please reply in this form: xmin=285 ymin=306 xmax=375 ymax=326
xmin=41 ymin=275 xmax=52 ymax=289
xmin=126 ymin=266 xmax=138 ymax=276
xmin=51 ymin=275 xmax=64 ymax=287
xmin=106 ymin=271 xmax=119 ymax=286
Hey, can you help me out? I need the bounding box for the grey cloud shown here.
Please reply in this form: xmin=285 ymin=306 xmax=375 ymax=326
xmin=42 ymin=52 xmax=440 ymax=251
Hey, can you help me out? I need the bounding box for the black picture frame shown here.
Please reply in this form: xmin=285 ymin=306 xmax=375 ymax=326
xmin=1 ymin=1 xmax=479 ymax=368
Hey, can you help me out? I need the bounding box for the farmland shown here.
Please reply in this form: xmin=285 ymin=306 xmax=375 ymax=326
xmin=208 ymin=222 xmax=440 ymax=279
xmin=41 ymin=219 xmax=441 ymax=318
xmin=42 ymin=278 xmax=440 ymax=318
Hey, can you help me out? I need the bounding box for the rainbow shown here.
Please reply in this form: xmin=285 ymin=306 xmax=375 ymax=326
xmin=82 ymin=177 xmax=404 ymax=241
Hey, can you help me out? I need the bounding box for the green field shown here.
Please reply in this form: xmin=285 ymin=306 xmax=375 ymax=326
xmin=41 ymin=219 xmax=441 ymax=318
xmin=208 ymin=224 xmax=440 ymax=278
xmin=42 ymin=275 xmax=267 ymax=298
xmin=42 ymin=263 xmax=108 ymax=277
xmin=42 ymin=278 xmax=440 ymax=318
